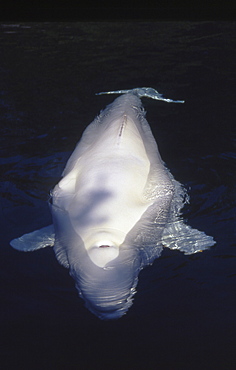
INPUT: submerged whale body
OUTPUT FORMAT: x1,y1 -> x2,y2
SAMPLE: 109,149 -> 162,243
10,87 -> 215,320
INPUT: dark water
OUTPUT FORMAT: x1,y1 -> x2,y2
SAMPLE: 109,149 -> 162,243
0,22 -> 235,370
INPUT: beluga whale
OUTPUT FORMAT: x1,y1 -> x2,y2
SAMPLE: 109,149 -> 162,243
10,87 -> 215,320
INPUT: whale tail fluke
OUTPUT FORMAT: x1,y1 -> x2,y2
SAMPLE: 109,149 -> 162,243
96,87 -> 185,103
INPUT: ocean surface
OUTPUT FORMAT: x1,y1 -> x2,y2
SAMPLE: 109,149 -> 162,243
0,22 -> 235,369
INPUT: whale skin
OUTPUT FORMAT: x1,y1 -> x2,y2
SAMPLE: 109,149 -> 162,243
10,89 -> 215,320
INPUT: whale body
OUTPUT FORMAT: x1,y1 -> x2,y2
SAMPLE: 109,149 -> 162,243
10,88 -> 215,320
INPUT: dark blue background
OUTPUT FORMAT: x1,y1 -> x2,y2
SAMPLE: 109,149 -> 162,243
0,22 -> 235,369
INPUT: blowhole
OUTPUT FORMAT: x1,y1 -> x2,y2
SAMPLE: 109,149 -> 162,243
99,245 -> 110,248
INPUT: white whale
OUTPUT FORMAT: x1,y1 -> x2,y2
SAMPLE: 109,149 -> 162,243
10,87 -> 215,320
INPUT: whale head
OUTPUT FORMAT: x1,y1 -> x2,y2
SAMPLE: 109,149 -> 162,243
52,205 -> 142,319
70,245 -> 141,320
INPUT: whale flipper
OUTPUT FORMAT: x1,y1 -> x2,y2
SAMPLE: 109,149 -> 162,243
10,225 -> 55,252
162,220 -> 215,254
